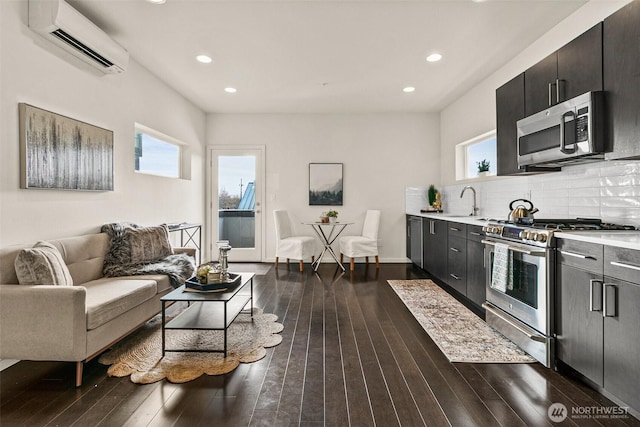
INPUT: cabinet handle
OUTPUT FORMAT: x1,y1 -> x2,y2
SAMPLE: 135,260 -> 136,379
556,79 -> 564,103
559,250 -> 594,260
548,82 -> 555,106
589,279 -> 603,312
470,232 -> 481,236
610,261 -> 640,272
430,220 -> 435,235
449,227 -> 461,232
602,283 -> 617,318
450,247 -> 460,252
450,274 -> 461,280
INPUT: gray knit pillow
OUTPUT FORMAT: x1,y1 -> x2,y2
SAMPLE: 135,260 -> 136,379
123,224 -> 173,264
14,241 -> 73,286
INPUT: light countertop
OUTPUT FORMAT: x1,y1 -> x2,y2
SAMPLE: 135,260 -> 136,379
406,211 -> 493,227
407,211 -> 640,250
554,231 -> 640,251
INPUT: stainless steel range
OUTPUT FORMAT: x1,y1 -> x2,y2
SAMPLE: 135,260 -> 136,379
481,218 -> 635,368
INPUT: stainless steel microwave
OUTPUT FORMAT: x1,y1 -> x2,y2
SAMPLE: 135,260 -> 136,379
517,91 -> 606,168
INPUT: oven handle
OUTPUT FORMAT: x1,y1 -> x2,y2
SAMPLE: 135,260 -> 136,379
482,303 -> 546,343
481,239 -> 546,256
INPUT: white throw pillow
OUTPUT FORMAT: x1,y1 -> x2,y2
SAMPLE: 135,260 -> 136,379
14,241 -> 74,286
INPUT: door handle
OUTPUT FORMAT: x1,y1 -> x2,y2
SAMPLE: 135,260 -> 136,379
560,111 -> 577,154
602,283 -> 617,318
589,279 -> 603,312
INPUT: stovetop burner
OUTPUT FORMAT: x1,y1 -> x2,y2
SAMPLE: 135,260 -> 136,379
485,218 -> 637,248
497,218 -> 637,231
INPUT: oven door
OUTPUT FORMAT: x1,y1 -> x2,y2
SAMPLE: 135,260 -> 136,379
483,238 -> 552,335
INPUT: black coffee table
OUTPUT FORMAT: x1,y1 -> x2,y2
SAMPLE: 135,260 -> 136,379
160,273 -> 254,357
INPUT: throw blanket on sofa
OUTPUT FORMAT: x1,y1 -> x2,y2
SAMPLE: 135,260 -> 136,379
101,222 -> 195,288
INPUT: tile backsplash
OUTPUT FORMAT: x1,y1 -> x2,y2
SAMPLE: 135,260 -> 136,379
407,160 -> 640,227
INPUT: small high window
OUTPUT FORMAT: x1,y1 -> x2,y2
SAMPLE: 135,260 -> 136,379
455,130 -> 497,180
134,124 -> 182,178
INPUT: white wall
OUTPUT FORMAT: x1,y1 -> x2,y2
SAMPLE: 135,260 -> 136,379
207,113 -> 440,262
0,0 -> 206,246
438,0 -> 640,226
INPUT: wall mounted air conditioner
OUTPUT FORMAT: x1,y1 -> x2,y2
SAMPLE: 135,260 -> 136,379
28,0 -> 129,74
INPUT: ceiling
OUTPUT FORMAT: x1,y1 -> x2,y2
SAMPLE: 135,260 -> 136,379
70,0 -> 587,114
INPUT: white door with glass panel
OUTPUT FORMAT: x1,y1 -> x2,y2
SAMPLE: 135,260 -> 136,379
210,146 -> 264,262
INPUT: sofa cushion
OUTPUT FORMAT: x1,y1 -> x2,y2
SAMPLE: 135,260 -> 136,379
14,241 -> 73,286
83,278 -> 157,330
115,274 -> 172,295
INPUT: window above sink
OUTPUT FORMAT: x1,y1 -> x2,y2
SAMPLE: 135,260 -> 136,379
455,130 -> 497,181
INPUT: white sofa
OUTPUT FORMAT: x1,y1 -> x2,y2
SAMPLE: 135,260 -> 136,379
0,232 -> 195,386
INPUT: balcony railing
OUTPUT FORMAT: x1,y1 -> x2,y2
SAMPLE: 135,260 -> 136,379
218,209 -> 255,248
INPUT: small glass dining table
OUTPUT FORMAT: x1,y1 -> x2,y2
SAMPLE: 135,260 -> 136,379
303,221 -> 353,272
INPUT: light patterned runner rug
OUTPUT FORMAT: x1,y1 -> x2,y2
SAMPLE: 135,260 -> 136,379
99,306 -> 283,384
388,279 -> 535,363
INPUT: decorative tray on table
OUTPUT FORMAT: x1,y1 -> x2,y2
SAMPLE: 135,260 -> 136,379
184,273 -> 241,292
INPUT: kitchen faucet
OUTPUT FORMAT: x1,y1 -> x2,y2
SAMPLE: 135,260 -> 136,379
460,186 -> 479,216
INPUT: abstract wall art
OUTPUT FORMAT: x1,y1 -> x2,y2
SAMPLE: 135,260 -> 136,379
19,103 -> 114,191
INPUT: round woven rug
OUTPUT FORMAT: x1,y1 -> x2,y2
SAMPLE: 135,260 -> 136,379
98,306 -> 283,384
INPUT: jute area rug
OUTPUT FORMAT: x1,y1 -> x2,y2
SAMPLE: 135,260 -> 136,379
388,279 -> 535,363
98,306 -> 283,384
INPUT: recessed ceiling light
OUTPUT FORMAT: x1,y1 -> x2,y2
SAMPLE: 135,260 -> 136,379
224,87 -> 237,93
403,87 -> 416,93
426,53 -> 442,63
196,55 -> 212,64
146,0 -> 166,4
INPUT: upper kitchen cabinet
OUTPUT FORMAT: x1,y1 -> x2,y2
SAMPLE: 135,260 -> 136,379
525,23 -> 603,116
604,0 -> 640,160
496,73 -> 525,176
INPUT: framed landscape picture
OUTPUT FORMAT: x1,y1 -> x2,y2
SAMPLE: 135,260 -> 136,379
19,103 -> 114,191
309,163 -> 343,206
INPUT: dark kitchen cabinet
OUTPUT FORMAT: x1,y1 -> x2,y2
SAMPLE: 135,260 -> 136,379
556,239 -> 604,385
604,0 -> 640,160
447,223 -> 467,296
406,215 -> 423,268
556,264 -> 604,386
466,225 -> 486,307
423,218 -> 447,282
602,245 -> 640,413
525,23 -> 603,116
496,73 -> 525,176
556,238 -> 640,415
602,276 -> 640,414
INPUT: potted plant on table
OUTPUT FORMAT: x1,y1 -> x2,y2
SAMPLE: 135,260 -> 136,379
477,159 -> 490,177
326,210 -> 339,223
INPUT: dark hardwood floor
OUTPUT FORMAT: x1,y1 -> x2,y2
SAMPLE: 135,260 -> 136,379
1,263 -> 638,426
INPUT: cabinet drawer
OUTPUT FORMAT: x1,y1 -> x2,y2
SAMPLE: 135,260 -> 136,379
448,236 -> 467,295
467,225 -> 485,243
556,239 -> 603,274
448,222 -> 467,239
604,246 -> 640,284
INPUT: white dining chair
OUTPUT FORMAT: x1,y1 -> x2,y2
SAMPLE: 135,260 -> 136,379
339,210 -> 380,271
273,210 -> 315,272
